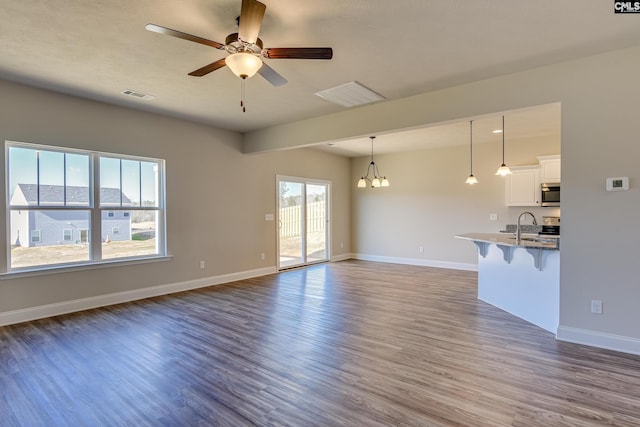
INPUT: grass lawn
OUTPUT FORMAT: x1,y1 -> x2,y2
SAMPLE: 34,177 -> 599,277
11,239 -> 157,269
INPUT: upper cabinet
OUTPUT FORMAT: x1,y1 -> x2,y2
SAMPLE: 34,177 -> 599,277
506,166 -> 541,206
505,155 -> 560,206
538,155 -> 561,183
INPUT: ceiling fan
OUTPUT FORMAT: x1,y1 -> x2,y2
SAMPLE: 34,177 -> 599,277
146,0 -> 333,111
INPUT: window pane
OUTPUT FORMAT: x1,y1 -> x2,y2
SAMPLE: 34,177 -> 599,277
8,147 -> 37,205
38,151 -> 66,206
39,151 -> 64,185
100,157 -> 121,207
9,209 -> 91,269
140,161 -> 159,207
66,153 -> 90,207
9,148 -> 91,207
121,159 -> 140,206
102,210 -> 159,260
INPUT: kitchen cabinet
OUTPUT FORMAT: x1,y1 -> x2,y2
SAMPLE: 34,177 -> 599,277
505,165 -> 540,206
538,155 -> 561,183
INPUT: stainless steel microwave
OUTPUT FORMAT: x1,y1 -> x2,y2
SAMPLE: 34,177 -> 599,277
541,183 -> 560,207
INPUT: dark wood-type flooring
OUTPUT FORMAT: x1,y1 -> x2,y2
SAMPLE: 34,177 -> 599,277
1,260 -> 640,426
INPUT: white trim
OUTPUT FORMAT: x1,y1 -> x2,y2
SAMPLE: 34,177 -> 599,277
353,253 -> 477,271
0,255 -> 173,279
0,266 -> 277,326
331,253 -> 354,262
556,326 -> 640,356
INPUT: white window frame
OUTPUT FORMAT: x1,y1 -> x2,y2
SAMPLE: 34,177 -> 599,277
63,229 -> 73,242
31,230 -> 41,243
5,141 -> 167,272
111,227 -> 120,235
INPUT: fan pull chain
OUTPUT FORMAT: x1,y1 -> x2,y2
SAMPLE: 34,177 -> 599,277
240,77 -> 246,113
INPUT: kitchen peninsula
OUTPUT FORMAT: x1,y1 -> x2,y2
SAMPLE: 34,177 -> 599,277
456,233 -> 559,334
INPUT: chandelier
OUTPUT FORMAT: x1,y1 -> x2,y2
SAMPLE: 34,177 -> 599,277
357,136 -> 389,188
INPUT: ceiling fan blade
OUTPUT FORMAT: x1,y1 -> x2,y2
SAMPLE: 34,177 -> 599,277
258,63 -> 288,87
188,59 -> 227,77
146,24 -> 225,50
263,47 -> 333,60
238,0 -> 266,44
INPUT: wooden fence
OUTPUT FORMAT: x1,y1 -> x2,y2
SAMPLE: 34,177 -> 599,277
279,201 -> 326,237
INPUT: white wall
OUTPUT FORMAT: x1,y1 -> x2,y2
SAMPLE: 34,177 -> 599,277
350,134 -> 560,268
246,45 -> 640,354
0,79 -> 351,319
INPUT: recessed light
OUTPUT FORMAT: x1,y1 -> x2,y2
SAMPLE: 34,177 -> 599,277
327,143 -> 337,147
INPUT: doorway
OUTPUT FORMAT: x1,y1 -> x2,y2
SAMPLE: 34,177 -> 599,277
277,176 -> 330,270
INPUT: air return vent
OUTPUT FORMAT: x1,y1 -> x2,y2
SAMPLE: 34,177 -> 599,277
314,81 -> 385,108
121,89 -> 155,100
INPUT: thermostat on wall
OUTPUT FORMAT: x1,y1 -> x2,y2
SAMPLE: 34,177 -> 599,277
606,177 -> 629,191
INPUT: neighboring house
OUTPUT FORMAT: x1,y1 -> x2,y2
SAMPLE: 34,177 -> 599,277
10,184 -> 132,247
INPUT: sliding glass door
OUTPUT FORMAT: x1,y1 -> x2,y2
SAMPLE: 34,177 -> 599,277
277,177 -> 330,270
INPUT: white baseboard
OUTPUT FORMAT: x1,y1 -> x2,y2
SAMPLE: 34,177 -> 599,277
0,266 -> 277,327
331,253 -> 354,262
353,253 -> 477,272
556,326 -> 640,356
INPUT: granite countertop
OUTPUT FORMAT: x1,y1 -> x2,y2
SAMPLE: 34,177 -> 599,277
455,233 -> 559,250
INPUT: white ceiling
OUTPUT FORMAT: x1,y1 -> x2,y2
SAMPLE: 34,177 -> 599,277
1,1 -> 638,152
313,103 -> 562,157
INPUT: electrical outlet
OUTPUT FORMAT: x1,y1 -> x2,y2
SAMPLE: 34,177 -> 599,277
340,242 -> 344,249
419,246 -> 424,254
199,260 -> 205,269
261,253 -> 265,261
489,213 -> 498,221
591,300 -> 603,314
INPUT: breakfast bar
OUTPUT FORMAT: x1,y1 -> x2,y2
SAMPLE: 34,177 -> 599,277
456,233 -> 560,334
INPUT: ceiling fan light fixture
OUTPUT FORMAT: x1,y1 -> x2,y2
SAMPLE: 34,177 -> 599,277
225,52 -> 263,78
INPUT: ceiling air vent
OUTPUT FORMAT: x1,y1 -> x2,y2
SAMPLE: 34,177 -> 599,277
314,81 -> 385,108
121,89 -> 155,101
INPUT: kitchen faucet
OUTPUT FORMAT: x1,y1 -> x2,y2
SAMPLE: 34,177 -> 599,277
516,211 -> 537,242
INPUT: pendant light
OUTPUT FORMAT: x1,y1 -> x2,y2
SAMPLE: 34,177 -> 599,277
465,120 -> 479,185
357,136 -> 389,188
495,115 -> 512,176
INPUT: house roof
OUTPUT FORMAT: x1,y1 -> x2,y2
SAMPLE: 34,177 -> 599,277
12,184 -> 132,206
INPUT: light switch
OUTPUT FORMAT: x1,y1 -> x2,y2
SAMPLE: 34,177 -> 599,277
265,213 -> 274,221
489,213 -> 498,221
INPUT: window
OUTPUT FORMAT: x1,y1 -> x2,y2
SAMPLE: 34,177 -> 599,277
6,141 -> 166,270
